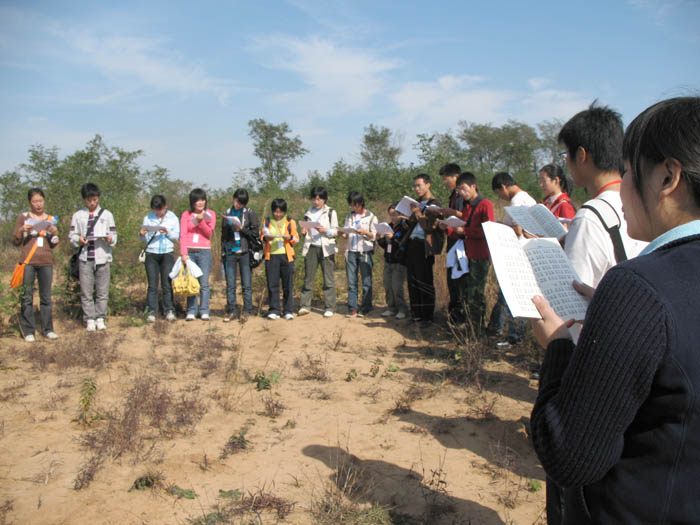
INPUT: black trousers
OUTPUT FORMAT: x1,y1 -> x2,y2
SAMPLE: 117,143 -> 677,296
266,254 -> 294,315
405,239 -> 435,321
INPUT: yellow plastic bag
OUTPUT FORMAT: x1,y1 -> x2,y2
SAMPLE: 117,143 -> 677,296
172,265 -> 200,297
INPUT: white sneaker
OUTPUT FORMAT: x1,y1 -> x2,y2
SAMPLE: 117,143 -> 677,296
146,314 -> 156,323
284,313 -> 294,320
86,319 -> 96,332
381,309 -> 397,317
165,311 -> 176,322
45,332 -> 58,340
395,312 -> 407,320
96,318 -> 106,331
200,313 -> 210,321
186,314 -> 195,322
298,307 -> 310,316
267,313 -> 279,320
323,310 -> 334,318
24,334 -> 35,342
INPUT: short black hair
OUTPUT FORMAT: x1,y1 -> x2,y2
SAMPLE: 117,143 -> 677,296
388,203 -> 397,212
271,198 -> 287,213
491,172 -> 515,190
439,163 -> 461,177
558,101 -> 624,173
189,188 -> 207,211
310,186 -> 328,201
81,183 -> 100,199
539,164 -> 570,194
457,172 -> 477,187
150,195 -> 167,209
347,190 -> 365,207
233,188 -> 249,206
623,96 -> 700,208
28,187 -> 45,201
413,173 -> 431,184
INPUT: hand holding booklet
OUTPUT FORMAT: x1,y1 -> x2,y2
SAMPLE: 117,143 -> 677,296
504,204 -> 568,239
141,224 -> 165,232
483,221 -> 588,320
374,222 -> 394,236
395,196 -> 420,217
298,220 -> 323,230
338,226 -> 359,234
439,216 -> 466,228
222,215 -> 242,227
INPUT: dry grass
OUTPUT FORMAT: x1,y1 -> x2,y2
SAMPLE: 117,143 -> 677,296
74,375 -> 206,489
294,351 -> 330,381
25,332 -> 119,371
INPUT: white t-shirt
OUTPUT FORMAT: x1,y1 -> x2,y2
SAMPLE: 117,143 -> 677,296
505,190 -> 537,234
565,190 -> 647,287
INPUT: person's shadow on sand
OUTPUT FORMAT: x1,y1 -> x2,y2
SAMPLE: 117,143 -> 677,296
303,444 -> 505,524
395,410 -> 543,481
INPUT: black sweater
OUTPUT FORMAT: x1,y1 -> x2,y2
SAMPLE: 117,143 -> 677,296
531,235 -> 700,524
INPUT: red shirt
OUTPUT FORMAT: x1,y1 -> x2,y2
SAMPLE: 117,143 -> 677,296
447,197 -> 494,260
544,192 -> 575,219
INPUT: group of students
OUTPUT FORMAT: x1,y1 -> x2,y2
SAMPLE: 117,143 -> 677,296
11,96 -> 700,522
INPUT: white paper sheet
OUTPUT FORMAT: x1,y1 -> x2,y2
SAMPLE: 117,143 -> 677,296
374,222 -> 394,236
504,204 -> 568,239
395,196 -> 420,217
483,221 -> 588,320
439,216 -> 466,228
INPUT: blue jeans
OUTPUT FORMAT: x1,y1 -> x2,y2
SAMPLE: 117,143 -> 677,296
487,288 -> 526,342
224,251 -> 252,313
346,250 -> 373,313
186,250 -> 212,316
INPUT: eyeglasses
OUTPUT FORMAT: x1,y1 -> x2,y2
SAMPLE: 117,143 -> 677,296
558,150 -> 568,160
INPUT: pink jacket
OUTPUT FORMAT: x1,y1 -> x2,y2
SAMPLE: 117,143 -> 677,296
180,210 -> 216,255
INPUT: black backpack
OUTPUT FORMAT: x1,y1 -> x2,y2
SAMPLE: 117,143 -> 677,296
247,233 -> 264,269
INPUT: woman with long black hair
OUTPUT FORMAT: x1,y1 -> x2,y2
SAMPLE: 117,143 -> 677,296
531,96 -> 700,523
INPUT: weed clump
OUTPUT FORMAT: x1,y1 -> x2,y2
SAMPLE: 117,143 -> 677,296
189,486 -> 295,524
294,352 -> 330,381
220,427 -> 250,459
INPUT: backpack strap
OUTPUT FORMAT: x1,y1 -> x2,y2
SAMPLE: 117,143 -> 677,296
465,196 -> 483,228
581,198 -> 628,263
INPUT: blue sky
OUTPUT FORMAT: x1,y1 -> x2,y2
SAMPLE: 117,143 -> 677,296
1,0 -> 699,189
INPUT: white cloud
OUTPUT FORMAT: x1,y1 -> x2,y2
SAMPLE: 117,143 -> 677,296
626,0 -> 700,26
251,35 -> 399,114
528,77 -> 551,90
389,75 -> 511,130
60,32 -> 235,105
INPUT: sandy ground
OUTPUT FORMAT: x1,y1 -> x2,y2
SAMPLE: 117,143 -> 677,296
0,296 -> 546,525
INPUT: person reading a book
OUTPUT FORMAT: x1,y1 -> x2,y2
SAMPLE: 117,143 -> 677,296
559,102 -> 647,290
530,96 -> 700,524
299,186 -> 338,318
221,188 -> 259,322
440,172 -> 493,336
486,172 -> 536,344
14,188 -> 60,342
377,203 -> 409,320
340,191 -> 377,317
438,163 -> 467,324
539,164 -> 576,221
139,195 -> 180,323
402,174 -> 444,328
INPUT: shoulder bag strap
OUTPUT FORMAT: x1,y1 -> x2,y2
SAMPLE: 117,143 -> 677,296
581,199 -> 627,263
